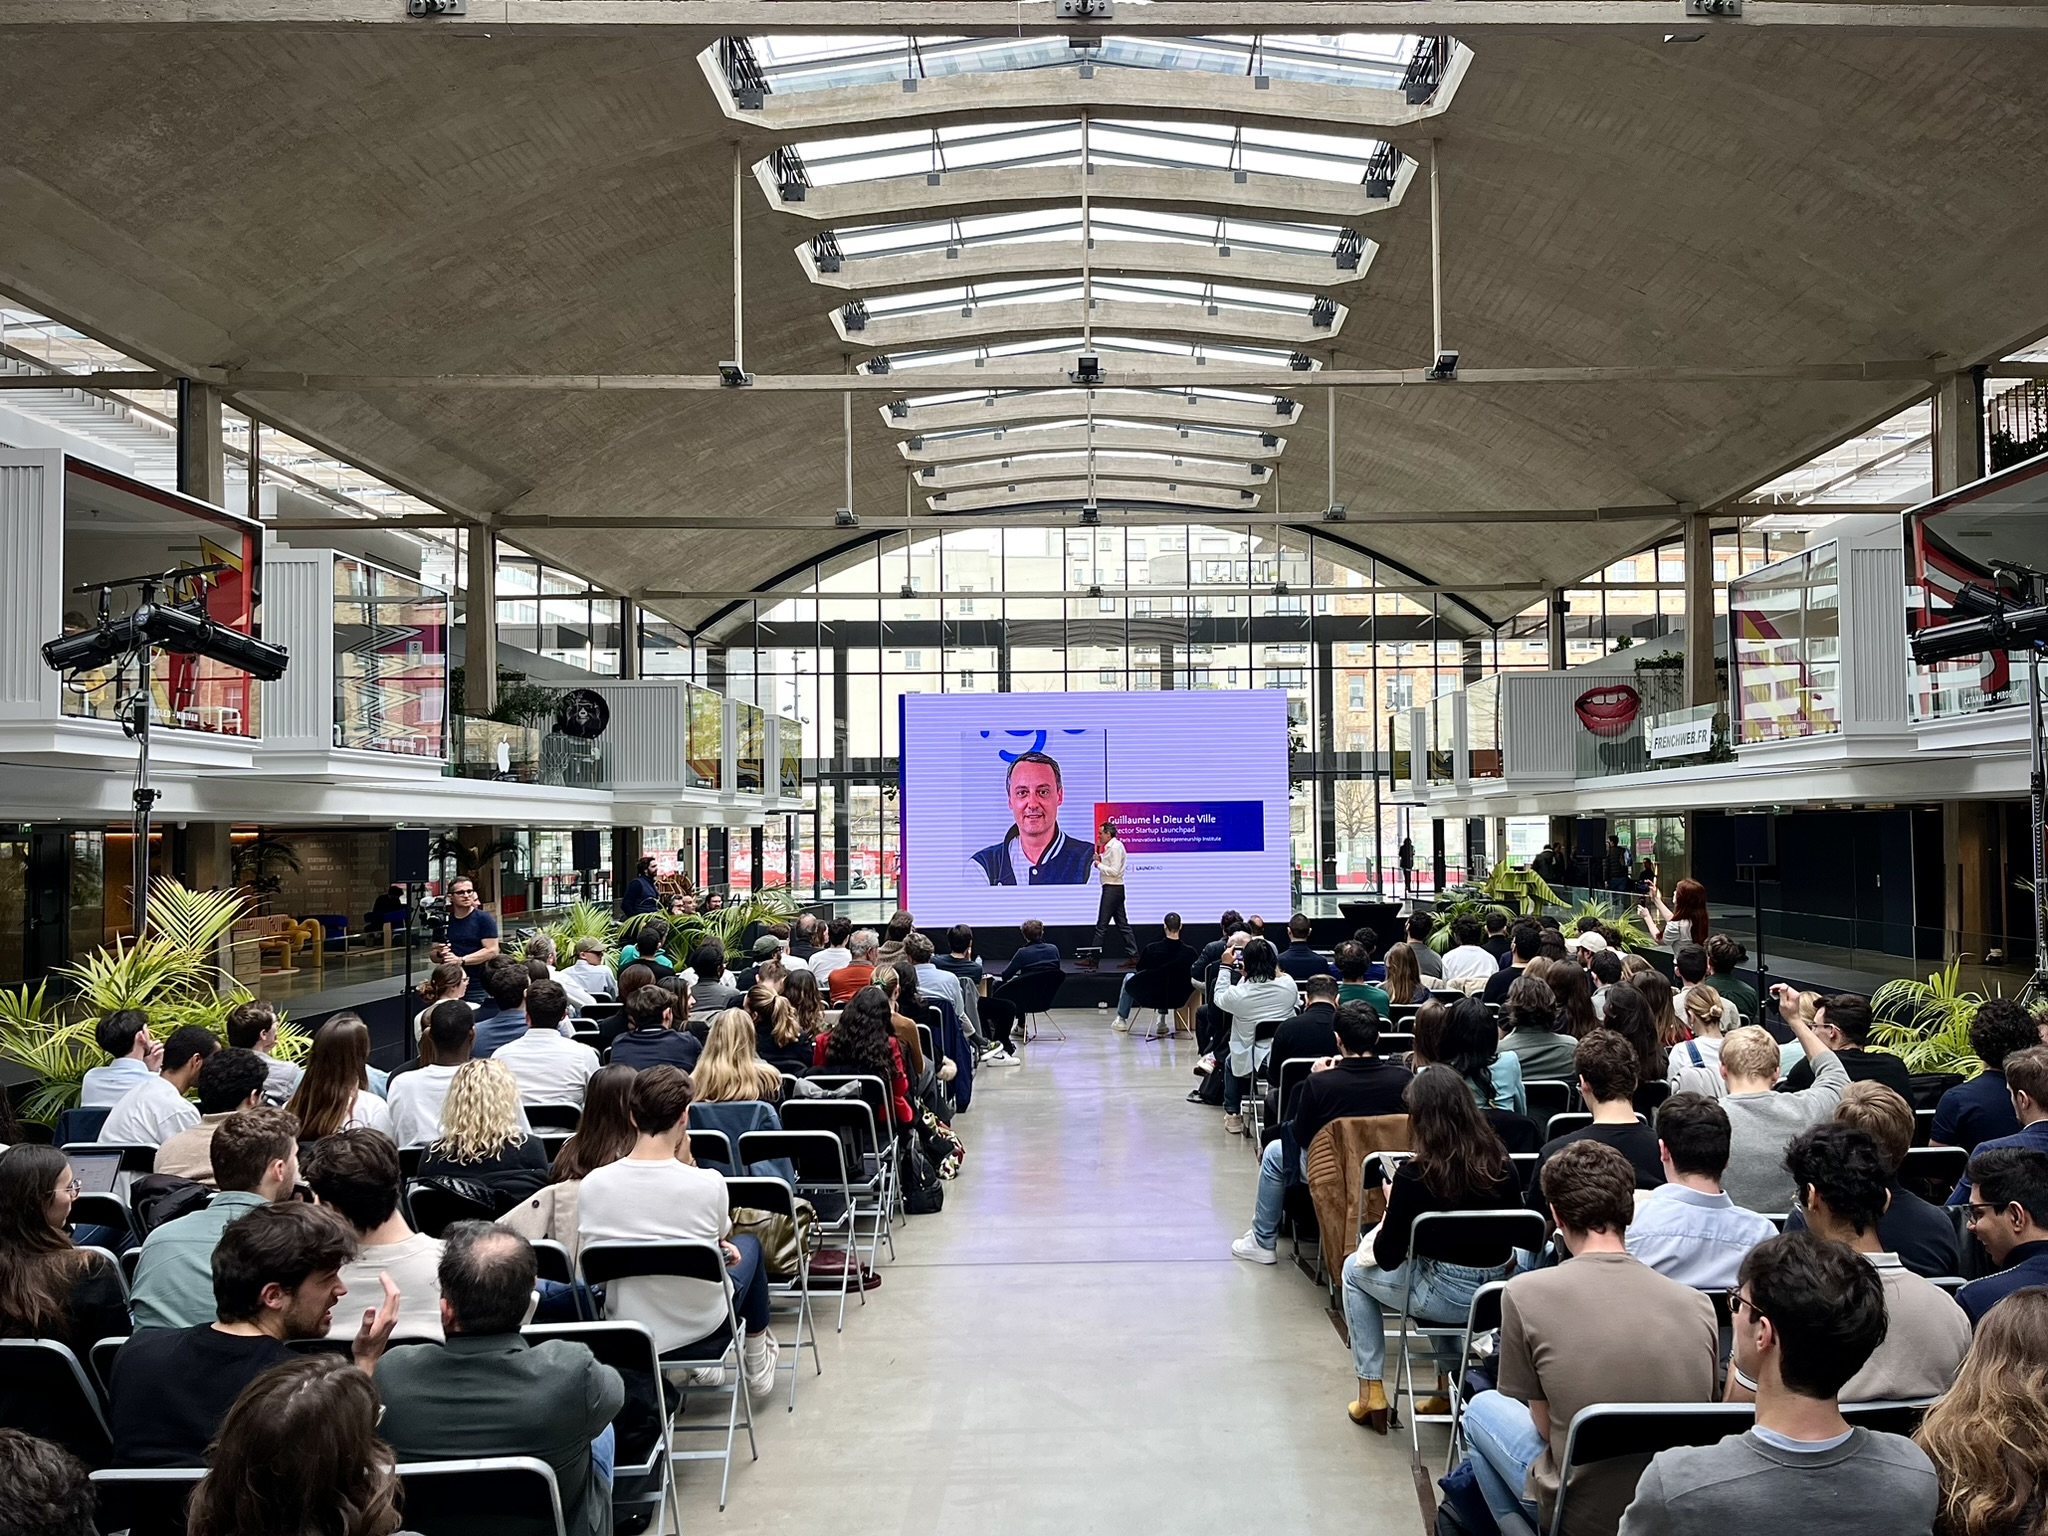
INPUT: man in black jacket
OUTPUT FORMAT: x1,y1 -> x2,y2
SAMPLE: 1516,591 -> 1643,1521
1262,976 -> 1342,1129
1116,912 -> 1199,1039
1276,913 -> 1336,982
1233,1002 -> 1412,1264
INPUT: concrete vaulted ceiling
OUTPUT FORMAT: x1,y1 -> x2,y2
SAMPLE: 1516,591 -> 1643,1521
2,11 -> 2048,639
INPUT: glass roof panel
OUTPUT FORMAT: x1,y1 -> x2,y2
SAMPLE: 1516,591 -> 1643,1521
900,384 -> 1294,409
748,33 -> 1420,95
831,206 -> 1349,261
875,334 -> 1319,372
791,118 -> 1394,188
859,276 -> 1320,319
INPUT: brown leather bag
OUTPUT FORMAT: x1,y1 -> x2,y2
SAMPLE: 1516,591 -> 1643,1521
1304,1114 -> 1412,1269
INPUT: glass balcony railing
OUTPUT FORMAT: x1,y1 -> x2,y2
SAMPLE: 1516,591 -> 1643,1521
446,717 -> 609,789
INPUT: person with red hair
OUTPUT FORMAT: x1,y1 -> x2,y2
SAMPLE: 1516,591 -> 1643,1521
1644,877 -> 1711,946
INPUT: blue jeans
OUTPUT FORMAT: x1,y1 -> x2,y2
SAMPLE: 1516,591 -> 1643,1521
590,1422 -> 615,1487
1116,976 -> 1138,1020
1341,1250 -> 1510,1382
1250,1138 -> 1307,1249
727,1233 -> 771,1335
1223,1059 -> 1251,1114
1460,1389 -> 1544,1525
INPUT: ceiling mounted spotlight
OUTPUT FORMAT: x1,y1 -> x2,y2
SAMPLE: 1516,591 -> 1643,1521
834,507 -> 859,528
1079,502 -> 1102,526
899,583 -> 916,600
1070,353 -> 1103,386
1323,503 -> 1348,522
718,360 -> 752,388
1088,584 -> 1103,598
1428,350 -> 1460,381
1272,581 -> 1290,598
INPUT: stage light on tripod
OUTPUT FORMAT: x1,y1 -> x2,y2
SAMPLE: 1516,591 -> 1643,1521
41,602 -> 290,682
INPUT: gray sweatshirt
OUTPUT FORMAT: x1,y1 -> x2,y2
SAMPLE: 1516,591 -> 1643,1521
1719,1048 -> 1849,1213
1618,1427 -> 1936,1536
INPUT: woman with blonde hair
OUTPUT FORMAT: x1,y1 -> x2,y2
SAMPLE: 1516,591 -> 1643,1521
1619,951 -> 1654,982
1916,1285 -> 2048,1536
1384,939 -> 1430,1007
417,1058 -> 548,1209
1667,983 -> 1731,1083
286,1014 -> 393,1139
692,1008 -> 786,1104
747,982 -> 816,1077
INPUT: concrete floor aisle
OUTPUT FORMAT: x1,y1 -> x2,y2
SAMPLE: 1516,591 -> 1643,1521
698,1011 -> 1424,1534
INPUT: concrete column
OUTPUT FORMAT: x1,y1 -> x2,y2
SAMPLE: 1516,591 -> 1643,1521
464,527 -> 497,715
618,601 -> 640,680
1546,589 -> 1566,672
1932,370 -> 1986,494
1683,505 -> 1717,707
175,380 -> 226,506
750,825 -> 765,892
610,826 -> 641,915
185,822 -> 234,895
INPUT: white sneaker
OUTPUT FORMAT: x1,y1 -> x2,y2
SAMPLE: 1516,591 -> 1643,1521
683,1365 -> 726,1388
743,1333 -> 780,1399
1111,1017 -> 1132,1032
985,1048 -> 1022,1066
1231,1232 -> 1277,1266
1223,1113 -> 1246,1136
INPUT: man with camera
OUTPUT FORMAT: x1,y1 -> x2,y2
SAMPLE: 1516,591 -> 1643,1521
430,877 -> 501,1001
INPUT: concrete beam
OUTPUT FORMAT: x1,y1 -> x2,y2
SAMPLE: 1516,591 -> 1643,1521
175,379 -> 225,506
464,526 -> 497,713
901,423 -> 1285,463
885,390 -> 1302,432
638,580 -> 1553,602
1931,369 -> 1986,493
928,476 -> 1259,512
914,451 -> 1268,491
836,294 -> 1346,349
801,236 -> 1375,296
10,3 -> 2044,35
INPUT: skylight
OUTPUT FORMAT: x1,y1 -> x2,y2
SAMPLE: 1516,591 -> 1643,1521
826,206 -> 1356,262
857,277 -> 1324,321
872,335 -> 1319,374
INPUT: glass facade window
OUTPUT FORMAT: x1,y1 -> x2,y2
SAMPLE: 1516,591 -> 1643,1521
736,702 -> 766,794
687,685 -> 724,791
1731,541 -> 1842,744
495,556 -> 621,674
333,556 -> 449,757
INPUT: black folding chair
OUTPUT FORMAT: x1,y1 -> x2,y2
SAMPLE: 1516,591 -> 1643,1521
782,1095 -> 895,1263
1913,1106 -> 1937,1147
1508,1152 -> 1540,1192
1900,1145 -> 1968,1203
88,1335 -> 126,1403
1444,1280 -> 1512,1473
738,1130 -> 863,1331
70,1191 -> 134,1250
524,1102 -> 582,1132
405,1179 -> 498,1239
1523,1080 -> 1576,1128
725,1175 -> 823,1410
995,965 -> 1065,1043
1635,1078 -> 1671,1115
1544,1111 -> 1594,1142
575,1241 -> 757,1512
1274,1056 -> 1319,1129
90,1466 -> 204,1536
0,1338 -> 112,1466
1379,1031 -> 1415,1057
522,1321 -> 674,1536
531,1238 -> 576,1287
534,1129 -> 573,1167
689,1129 -> 736,1174
1525,1403 -> 1758,1536
1395,1210 -> 1548,1460
397,1456 -> 568,1536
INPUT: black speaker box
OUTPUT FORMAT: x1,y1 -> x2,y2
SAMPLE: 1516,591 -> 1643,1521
392,828 -> 431,885
572,828 -> 603,872
1730,813 -> 1773,868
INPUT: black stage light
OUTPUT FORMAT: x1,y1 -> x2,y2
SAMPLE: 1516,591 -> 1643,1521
1428,350 -> 1460,381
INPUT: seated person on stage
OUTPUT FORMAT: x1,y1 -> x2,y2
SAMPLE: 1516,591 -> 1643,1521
1524,1030 -> 1663,1213
1439,916 -> 1498,985
1275,913 -> 1336,982
1786,1082 -> 1959,1278
1933,1000 -> 2046,1152
1619,1233 -> 1938,1536
1455,1141 -> 1716,1535
304,1129 -> 447,1343
1335,940 -> 1390,1014
1232,1000 -> 1410,1266
111,1201 -> 399,1467
387,1000 -> 533,1148
827,929 -> 880,1005
1496,974 -> 1579,1084
577,1065 -> 783,1399
154,1047 -> 271,1185
101,1025 -> 218,1147
1956,1146 -> 2048,1326
1737,1125 -> 1968,1403
78,1007 -> 159,1108
1625,1092 -> 1776,1288
1260,975 -> 1342,1122
1782,990 -> 1916,1102
999,918 -> 1063,979
130,1106 -> 303,1331
1336,1065 -> 1520,1432
606,982 -> 703,1073
224,999 -> 302,1105
1115,912 -> 1199,1033
375,1223 -> 625,1536
493,978 -> 600,1107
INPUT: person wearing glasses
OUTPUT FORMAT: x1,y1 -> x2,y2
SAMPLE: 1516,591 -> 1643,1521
0,1144 -> 129,1357
429,878 -> 500,1001
1955,1145 -> 2048,1327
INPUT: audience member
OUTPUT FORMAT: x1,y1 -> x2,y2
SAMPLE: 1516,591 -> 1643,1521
789,912 -> 819,961
904,930 -> 966,1021
695,1007 -> 786,1104
1233,1002 -> 1411,1266
1667,983 -> 1731,1084
374,1223 -> 625,1536
304,1129 -> 446,1342
1262,974 -> 1341,1097
1547,960 -> 1598,1039
547,1064 -> 638,1186
1914,1286 -> 2048,1536
1382,940 -> 1430,1008
153,1047 -> 270,1183
1498,974 -> 1578,1082
413,960 -> 473,1039
222,999 -> 301,1105
1525,1031 -> 1663,1212
615,916 -> 675,976
1440,916 -> 1497,984
78,1007 -> 159,1108
827,930 -> 880,1005
1273,912 -> 1334,982
1334,940 -> 1391,1014
1458,1140 -> 1717,1533
1213,937 -> 1300,1136
1756,1124 -> 1969,1401
1340,1065 -> 1521,1431
1481,925 -> 1542,1006
1625,1093 -> 1776,1287
817,986 -> 914,1129
493,977 -> 599,1107
1957,1146 -> 2048,1326
1404,913 -> 1446,980
576,1066 -> 781,1397
388,1000 -> 530,1147
1116,912 -> 1199,1041
130,1106 -> 302,1330
605,984 -> 702,1073
1619,1232 -> 1937,1535
998,918 -> 1063,984
0,1428 -> 95,1536
1587,947 -> 1624,1017
186,1354 -> 406,1536
1947,1047 -> 2048,1202
747,983 -> 815,1078
1932,999 -> 2044,1153
875,963 -> 931,1085
469,960 -> 532,1058
1806,1081 -> 1961,1279
418,1059 -> 550,1208
1701,933 -> 1756,1018
1783,991 -> 1915,1101
1599,984 -> 1666,1094
806,916 -> 855,986
1718,1005 -> 1848,1213
112,1201 -> 398,1466
101,1024 -> 218,1146
1440,995 -> 1527,1115
285,1013 -> 393,1138
1483,909 -> 1513,962
687,941 -> 739,1014
1631,969 -> 1685,1060
564,937 -> 617,1000
0,1145 -> 128,1354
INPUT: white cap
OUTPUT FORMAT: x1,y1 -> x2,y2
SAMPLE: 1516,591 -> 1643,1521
1572,932 -> 1610,953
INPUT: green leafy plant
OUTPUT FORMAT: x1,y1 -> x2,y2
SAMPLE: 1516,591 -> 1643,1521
231,829 -> 301,913
1423,892 -> 1512,952
659,886 -> 806,968
1868,961 -> 1995,1077
1562,896 -> 1656,955
536,901 -> 622,966
1481,863 -> 1564,917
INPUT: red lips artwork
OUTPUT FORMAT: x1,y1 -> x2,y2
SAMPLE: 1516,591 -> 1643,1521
1574,683 -> 1642,737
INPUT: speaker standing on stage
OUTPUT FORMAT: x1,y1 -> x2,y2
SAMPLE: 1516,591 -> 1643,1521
1093,819 -> 1131,955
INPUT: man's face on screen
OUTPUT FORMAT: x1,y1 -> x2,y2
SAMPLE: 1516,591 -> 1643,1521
1007,761 -> 1063,844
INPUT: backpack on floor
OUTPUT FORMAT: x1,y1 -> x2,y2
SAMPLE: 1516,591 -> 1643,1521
901,1138 -> 945,1214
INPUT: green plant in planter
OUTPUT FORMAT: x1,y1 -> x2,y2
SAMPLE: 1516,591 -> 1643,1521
0,878 -> 306,1124
1424,892 -> 1513,952
1562,896 -> 1656,954
1868,961 -> 1996,1078
1481,863 -> 1564,917
660,885 -> 806,968
536,901 -> 622,967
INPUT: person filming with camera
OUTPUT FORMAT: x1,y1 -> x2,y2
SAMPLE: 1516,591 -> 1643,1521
429,878 -> 501,1002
